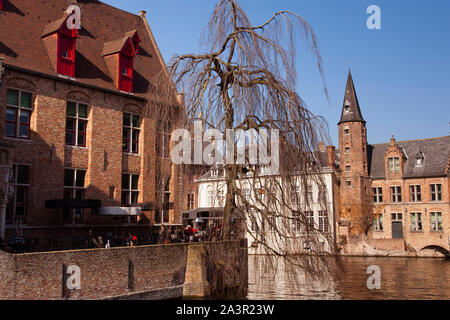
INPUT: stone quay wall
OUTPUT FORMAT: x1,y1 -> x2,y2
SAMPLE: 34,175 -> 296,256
0,240 -> 248,300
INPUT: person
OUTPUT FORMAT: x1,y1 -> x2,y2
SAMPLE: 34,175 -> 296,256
97,236 -> 104,248
105,240 -> 111,248
131,234 -> 137,246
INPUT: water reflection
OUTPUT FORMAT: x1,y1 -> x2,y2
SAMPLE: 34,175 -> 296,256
248,255 -> 450,300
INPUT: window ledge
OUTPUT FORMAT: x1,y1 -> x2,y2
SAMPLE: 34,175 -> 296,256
123,152 -> 142,157
4,137 -> 33,143
65,145 -> 89,150
430,230 -> 444,233
409,230 -> 424,233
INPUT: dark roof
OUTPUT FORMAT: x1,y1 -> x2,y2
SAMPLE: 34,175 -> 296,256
0,0 -> 168,99
368,136 -> 450,179
338,71 -> 365,125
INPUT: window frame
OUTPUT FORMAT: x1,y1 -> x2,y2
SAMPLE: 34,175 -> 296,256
123,113 -> 141,154
390,186 -> 402,203
318,210 -> 328,233
410,212 -> 423,232
409,185 -> 422,202
63,168 -> 87,225
65,101 -> 88,147
373,214 -> 383,232
5,89 -> 33,139
388,157 -> 400,172
430,212 -> 443,232
121,173 -> 140,224
6,164 -> 31,225
430,184 -> 442,202
372,187 -> 383,203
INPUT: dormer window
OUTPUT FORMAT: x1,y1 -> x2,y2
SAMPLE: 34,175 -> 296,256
103,33 -> 139,93
343,101 -> 350,113
41,14 -> 79,78
415,152 -> 424,167
388,157 -> 400,172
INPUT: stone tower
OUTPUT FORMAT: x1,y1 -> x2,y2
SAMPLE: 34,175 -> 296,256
338,71 -> 371,235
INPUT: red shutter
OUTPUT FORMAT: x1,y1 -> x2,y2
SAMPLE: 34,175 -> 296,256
119,54 -> 133,93
58,35 -> 76,77
0,0 -> 4,10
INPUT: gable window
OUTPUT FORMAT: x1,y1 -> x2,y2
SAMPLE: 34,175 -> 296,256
388,157 -> 400,172
390,186 -> 402,203
6,165 -> 30,224
6,89 -> 33,139
372,187 -> 383,203
430,184 -> 442,202
64,168 -> 86,224
66,101 -> 88,147
410,213 -> 422,232
409,185 -> 422,202
373,214 -> 383,232
123,113 -> 140,154
430,212 -> 442,232
121,173 -> 139,223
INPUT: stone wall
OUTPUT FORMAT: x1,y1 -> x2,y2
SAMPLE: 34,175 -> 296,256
0,240 -> 247,300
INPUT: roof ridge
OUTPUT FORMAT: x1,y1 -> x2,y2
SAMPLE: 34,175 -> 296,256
95,0 -> 140,18
369,135 -> 450,146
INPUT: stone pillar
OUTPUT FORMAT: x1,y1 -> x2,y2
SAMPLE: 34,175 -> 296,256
183,244 -> 210,299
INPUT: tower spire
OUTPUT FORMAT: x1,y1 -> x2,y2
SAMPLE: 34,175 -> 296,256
338,71 -> 365,125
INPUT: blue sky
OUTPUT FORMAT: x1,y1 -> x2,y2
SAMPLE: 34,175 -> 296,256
103,0 -> 450,146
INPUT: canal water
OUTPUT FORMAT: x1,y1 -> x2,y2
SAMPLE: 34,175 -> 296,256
247,255 -> 450,300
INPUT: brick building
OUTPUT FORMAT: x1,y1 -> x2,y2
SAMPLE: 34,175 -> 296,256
336,71 -> 450,255
0,0 -> 183,247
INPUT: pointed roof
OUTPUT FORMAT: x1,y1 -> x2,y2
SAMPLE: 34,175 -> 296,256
338,71 -> 365,125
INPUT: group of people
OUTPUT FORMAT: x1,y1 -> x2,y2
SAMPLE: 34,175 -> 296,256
88,230 -> 137,249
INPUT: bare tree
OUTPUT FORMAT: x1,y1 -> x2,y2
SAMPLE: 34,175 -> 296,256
155,0 -> 341,287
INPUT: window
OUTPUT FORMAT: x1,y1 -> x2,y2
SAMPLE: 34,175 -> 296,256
373,214 -> 383,231
305,211 -> 314,230
317,185 -> 327,203
217,189 -> 225,207
409,185 -> 422,202
187,192 -> 195,210
391,213 -> 402,221
344,126 -> 350,135
58,35 -> 76,77
243,184 -> 251,202
344,104 -> 350,113
268,215 -> 276,232
250,216 -> 259,232
430,212 -> 442,232
305,185 -> 313,202
291,211 -> 301,232
318,211 -> 328,232
157,121 -> 171,158
207,186 -> 214,207
123,113 -> 140,153
430,184 -> 442,202
119,54 -> 133,92
388,157 -> 400,172
5,89 -> 33,139
63,169 -> 86,224
372,187 -> 383,203
121,174 -> 139,223
6,165 -> 30,224
66,101 -> 88,147
344,146 -> 350,154
346,179 -> 351,186
415,152 -> 424,167
410,213 -> 422,231
390,186 -> 402,203
345,165 -> 351,172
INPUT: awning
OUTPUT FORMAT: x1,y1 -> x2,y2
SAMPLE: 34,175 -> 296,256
45,199 -> 102,209
98,207 -> 142,216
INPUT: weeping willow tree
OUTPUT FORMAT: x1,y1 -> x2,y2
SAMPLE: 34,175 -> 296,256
154,0 -> 342,290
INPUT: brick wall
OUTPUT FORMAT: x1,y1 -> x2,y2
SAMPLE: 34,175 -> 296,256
0,240 -> 247,300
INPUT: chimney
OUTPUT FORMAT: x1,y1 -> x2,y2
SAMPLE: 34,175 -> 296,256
139,10 -> 147,19
318,141 -> 325,152
326,145 -> 336,169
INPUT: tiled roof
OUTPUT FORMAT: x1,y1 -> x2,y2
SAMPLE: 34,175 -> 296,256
0,0 -> 167,99
368,136 -> 450,179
